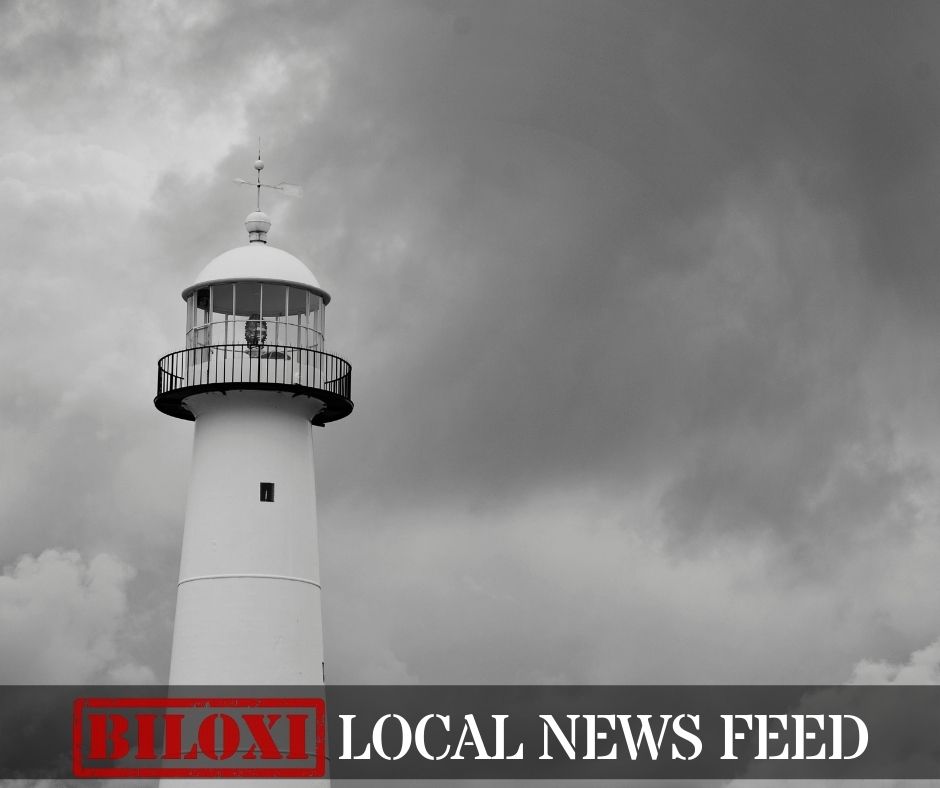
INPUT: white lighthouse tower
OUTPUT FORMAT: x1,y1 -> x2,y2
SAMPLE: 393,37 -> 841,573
155,158 -> 352,687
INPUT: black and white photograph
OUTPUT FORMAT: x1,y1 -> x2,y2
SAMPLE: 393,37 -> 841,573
4,0 -> 940,782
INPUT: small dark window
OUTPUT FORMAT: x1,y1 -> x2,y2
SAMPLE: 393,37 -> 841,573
260,482 -> 275,502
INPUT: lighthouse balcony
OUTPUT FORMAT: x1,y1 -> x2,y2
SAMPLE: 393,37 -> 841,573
155,344 -> 353,425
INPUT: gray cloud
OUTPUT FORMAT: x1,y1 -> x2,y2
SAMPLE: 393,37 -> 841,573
0,549 -> 155,682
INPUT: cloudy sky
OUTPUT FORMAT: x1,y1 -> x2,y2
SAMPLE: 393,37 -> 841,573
6,0 -> 940,711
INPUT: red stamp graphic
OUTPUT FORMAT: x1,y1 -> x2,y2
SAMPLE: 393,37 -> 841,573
72,697 -> 325,778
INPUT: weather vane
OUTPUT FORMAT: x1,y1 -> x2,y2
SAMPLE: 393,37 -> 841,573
234,138 -> 303,211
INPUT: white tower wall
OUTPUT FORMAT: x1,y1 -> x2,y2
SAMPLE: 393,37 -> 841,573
168,389 -> 326,685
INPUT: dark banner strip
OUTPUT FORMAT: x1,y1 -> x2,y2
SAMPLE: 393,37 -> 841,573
4,685 -> 940,779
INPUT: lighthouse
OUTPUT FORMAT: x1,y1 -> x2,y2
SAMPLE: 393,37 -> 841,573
154,158 -> 352,686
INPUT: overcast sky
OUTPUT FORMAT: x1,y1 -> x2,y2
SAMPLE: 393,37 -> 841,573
6,0 -> 940,714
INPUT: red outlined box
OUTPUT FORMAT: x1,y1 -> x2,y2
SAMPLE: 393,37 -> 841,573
72,696 -> 325,778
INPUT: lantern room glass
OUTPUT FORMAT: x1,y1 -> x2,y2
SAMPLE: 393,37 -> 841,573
187,283 -> 324,350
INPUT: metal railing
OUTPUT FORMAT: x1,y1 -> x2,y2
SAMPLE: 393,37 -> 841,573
156,344 -> 352,402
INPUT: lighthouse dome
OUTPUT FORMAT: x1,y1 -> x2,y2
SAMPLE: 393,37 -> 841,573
183,242 -> 330,304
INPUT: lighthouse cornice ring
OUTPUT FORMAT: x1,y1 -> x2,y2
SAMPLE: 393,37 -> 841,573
181,277 -> 331,305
